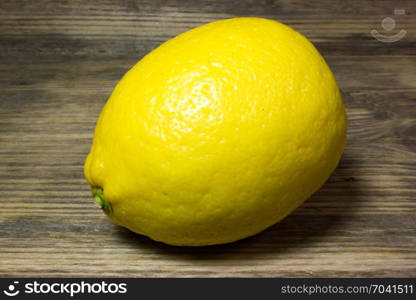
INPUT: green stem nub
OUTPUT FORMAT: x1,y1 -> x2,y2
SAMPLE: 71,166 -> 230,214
92,187 -> 113,215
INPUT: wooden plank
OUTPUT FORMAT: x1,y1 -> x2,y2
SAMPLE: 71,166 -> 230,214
0,0 -> 415,277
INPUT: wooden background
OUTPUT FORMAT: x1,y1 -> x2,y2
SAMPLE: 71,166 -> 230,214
0,0 -> 415,277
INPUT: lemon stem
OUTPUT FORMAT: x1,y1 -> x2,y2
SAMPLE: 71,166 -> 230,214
92,187 -> 112,215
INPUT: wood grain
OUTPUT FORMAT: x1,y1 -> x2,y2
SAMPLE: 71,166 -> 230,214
0,0 -> 415,277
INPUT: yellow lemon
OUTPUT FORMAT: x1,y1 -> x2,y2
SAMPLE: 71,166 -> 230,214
85,17 -> 347,246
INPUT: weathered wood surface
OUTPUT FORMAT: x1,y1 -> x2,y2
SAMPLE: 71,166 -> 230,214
0,0 -> 415,277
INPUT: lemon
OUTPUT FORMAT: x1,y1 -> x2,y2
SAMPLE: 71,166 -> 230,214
85,17 -> 347,246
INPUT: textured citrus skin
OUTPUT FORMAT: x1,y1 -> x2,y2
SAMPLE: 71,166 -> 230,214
84,17 -> 347,246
